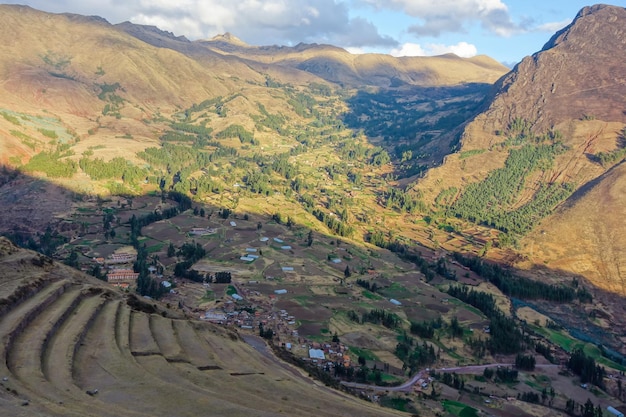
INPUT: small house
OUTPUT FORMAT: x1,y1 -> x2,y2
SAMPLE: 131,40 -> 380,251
309,349 -> 325,360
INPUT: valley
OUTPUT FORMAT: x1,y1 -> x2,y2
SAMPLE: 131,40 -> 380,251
0,3 -> 626,417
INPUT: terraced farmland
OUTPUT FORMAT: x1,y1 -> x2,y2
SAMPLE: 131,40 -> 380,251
0,238 -> 402,417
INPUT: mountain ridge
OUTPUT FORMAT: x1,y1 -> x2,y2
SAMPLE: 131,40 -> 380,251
414,4 -> 626,293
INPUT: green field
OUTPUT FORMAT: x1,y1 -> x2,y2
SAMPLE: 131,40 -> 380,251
531,325 -> 626,371
348,346 -> 379,362
380,282 -> 409,298
361,290 -> 383,300
441,400 -> 479,417
380,396 -> 413,412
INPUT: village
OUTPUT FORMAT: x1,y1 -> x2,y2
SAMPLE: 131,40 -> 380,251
84,225 -> 415,391
54,195 -> 626,417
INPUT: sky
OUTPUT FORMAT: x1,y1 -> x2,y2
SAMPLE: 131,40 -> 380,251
2,1 -> 625,66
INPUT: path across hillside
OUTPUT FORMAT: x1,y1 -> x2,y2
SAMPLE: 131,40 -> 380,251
340,363 -> 561,392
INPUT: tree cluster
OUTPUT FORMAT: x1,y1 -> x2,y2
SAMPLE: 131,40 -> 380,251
312,208 -> 353,237
448,285 -> 527,354
436,372 -> 465,390
79,156 -> 147,183
567,348 -> 606,387
514,353 -> 536,371
450,142 -> 571,236
410,318 -> 442,339
452,253 -> 591,303
356,278 -> 379,293
361,309 -> 400,329
22,150 -> 77,178
381,187 -> 426,213
395,332 -> 437,374
483,366 -> 518,383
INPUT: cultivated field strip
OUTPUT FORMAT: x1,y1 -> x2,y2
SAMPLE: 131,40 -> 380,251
172,319 -> 220,369
128,311 -> 160,355
43,295 -> 107,388
6,286 -> 87,404
0,278 -> 71,369
73,300 -> 155,417
149,314 -> 187,362
114,297 -> 131,352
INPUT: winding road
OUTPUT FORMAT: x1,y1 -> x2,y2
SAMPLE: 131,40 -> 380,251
242,335 -> 560,394
340,363 -> 560,392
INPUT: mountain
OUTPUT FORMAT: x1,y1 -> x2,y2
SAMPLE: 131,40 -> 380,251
198,35 -> 508,88
2,5 -> 626,416
110,14 -> 509,89
0,3 -> 507,236
414,4 -> 626,293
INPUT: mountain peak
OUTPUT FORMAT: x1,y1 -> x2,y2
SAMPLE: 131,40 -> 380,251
483,2 -> 626,134
210,32 -> 248,46
115,21 -> 190,43
542,4 -> 625,51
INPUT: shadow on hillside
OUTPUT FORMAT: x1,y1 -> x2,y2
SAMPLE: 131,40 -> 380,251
510,268 -> 626,358
340,83 -> 494,179
2,164 -> 626,357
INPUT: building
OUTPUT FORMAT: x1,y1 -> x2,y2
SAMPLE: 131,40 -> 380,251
106,269 -> 139,287
309,349 -> 325,360
204,311 -> 227,323
106,253 -> 136,264
608,406 -> 625,417
190,227 -> 217,236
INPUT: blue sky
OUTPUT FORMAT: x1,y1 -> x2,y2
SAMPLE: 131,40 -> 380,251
2,1 -> 625,65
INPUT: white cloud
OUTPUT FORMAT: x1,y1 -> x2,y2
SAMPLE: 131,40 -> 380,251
390,43 -> 427,57
428,42 -> 478,57
8,0 -> 397,48
535,19 -> 571,33
390,41 -> 477,58
345,47 -> 367,55
361,0 -> 524,37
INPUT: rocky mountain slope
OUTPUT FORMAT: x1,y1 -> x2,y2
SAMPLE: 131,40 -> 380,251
415,4 -> 626,292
